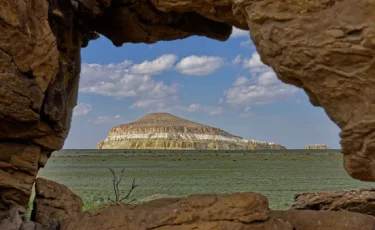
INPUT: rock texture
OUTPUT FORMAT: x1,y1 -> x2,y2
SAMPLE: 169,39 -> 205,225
292,188 -> 375,216
304,144 -> 330,150
0,0 -> 84,219
58,192 -> 375,230
59,192 -> 293,230
234,0 -> 375,181
31,178 -> 83,228
270,210 -> 375,230
98,113 -> 284,150
0,207 -> 24,230
2,0 -> 375,219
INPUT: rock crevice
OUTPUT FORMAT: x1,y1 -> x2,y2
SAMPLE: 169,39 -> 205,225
2,0 -> 375,220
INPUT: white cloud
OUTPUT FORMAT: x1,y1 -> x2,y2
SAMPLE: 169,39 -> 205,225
242,52 -> 266,70
181,104 -> 224,115
233,77 -> 249,87
230,27 -> 249,38
89,115 -> 125,124
80,61 -> 133,89
258,71 -> 278,86
130,95 -> 179,110
73,103 -> 92,116
224,52 -> 299,106
232,55 -> 242,65
130,54 -> 178,75
80,61 -> 178,109
156,104 -> 223,116
175,55 -> 225,76
240,39 -> 253,48
240,106 -> 253,117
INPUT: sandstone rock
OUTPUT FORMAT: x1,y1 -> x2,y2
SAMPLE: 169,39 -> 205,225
31,178 -> 83,228
270,210 -> 375,230
0,207 -> 23,230
19,221 -> 46,230
59,192 -> 293,230
304,144 -> 330,149
0,0 -> 82,218
291,188 -> 375,216
80,0 -> 232,46
0,143 -> 41,220
150,0 -> 249,30
233,0 -> 375,181
2,0 -> 375,222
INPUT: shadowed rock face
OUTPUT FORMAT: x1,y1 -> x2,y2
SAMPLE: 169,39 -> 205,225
1,0 -> 375,219
31,178 -> 83,228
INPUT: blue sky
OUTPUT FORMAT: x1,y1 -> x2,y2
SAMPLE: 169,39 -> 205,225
64,28 -> 341,149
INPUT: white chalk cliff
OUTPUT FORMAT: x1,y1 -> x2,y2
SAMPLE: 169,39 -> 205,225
98,113 -> 286,150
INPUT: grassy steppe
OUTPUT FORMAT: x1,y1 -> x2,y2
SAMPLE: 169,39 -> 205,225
37,150 -> 374,211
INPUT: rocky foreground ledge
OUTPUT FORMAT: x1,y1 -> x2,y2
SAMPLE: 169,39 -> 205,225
50,192 -> 375,230
2,178 -> 375,230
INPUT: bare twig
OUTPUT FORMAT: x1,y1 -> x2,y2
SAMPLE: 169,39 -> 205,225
108,168 -> 118,201
108,168 -> 138,205
119,178 -> 138,202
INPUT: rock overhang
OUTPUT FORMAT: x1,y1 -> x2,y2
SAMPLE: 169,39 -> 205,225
2,0 -> 375,221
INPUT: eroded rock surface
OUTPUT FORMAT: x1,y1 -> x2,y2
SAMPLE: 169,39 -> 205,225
59,192 -> 293,230
2,0 -> 375,220
233,0 -> 375,181
57,192 -> 375,230
31,178 -> 83,228
0,207 -> 24,230
292,187 -> 375,216
271,209 -> 375,230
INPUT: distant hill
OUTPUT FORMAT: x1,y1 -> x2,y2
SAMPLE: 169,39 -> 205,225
98,113 -> 286,150
304,144 -> 330,149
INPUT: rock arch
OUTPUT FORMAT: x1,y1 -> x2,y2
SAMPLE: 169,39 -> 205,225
1,0 -> 375,217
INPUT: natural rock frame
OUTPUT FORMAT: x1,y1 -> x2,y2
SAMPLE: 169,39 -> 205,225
1,0 -> 375,218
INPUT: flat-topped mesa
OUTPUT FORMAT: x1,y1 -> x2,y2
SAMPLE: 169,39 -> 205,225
247,140 -> 287,150
304,144 -> 330,150
98,113 -> 247,150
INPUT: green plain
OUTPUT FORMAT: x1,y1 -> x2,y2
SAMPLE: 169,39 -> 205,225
38,149 -> 374,211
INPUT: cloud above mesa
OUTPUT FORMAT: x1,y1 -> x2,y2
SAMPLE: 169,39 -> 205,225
175,55 -> 225,76
73,103 -> 92,116
79,54 -> 225,115
224,52 -> 299,108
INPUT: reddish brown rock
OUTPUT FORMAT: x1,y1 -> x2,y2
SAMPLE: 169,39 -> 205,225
0,207 -> 24,230
59,192 -> 293,230
31,178 -> 83,228
292,188 -> 375,216
2,0 -> 375,222
233,0 -> 375,181
271,210 -> 375,230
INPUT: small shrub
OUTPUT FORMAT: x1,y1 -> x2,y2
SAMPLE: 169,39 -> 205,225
107,168 -> 138,205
